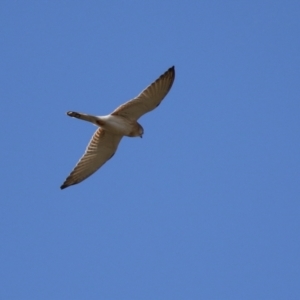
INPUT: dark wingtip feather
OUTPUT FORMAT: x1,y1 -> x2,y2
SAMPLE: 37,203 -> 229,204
60,184 -> 68,190
167,66 -> 175,79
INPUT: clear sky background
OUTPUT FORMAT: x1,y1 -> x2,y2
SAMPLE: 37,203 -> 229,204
1,1 -> 299,299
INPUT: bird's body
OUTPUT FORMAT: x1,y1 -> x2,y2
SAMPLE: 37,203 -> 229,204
67,112 -> 144,137
61,66 -> 175,189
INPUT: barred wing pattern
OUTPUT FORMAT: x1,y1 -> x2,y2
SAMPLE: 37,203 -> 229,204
111,66 -> 175,121
60,128 -> 122,189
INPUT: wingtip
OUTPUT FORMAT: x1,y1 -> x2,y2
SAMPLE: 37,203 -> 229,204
168,66 -> 175,76
60,184 -> 68,190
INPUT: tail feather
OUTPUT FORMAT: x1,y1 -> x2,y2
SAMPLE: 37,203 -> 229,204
66,111 -> 99,125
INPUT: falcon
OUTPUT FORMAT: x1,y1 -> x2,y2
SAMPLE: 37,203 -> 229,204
60,66 -> 175,189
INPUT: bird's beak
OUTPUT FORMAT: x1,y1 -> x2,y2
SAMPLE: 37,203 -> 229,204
140,135 -> 143,138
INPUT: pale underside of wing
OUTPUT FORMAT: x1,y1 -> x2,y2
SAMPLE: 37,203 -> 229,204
61,128 -> 122,189
111,66 -> 175,121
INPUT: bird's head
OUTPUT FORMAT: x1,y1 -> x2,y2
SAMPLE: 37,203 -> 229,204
138,125 -> 144,138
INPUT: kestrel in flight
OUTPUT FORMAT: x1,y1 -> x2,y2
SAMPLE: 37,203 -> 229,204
61,66 -> 175,189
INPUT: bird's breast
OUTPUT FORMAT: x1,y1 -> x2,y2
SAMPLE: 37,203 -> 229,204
96,115 -> 136,136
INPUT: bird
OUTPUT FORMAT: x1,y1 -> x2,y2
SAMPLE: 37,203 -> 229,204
60,66 -> 175,189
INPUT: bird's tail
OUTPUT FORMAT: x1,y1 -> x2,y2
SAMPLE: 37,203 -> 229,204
66,111 -> 99,126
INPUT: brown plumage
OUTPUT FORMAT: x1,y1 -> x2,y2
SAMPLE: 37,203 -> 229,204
61,66 -> 175,189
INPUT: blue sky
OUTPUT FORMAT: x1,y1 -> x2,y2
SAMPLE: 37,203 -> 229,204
1,1 -> 299,299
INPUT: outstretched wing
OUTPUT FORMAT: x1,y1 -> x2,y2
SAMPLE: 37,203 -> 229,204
111,66 -> 175,121
60,128 -> 122,189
